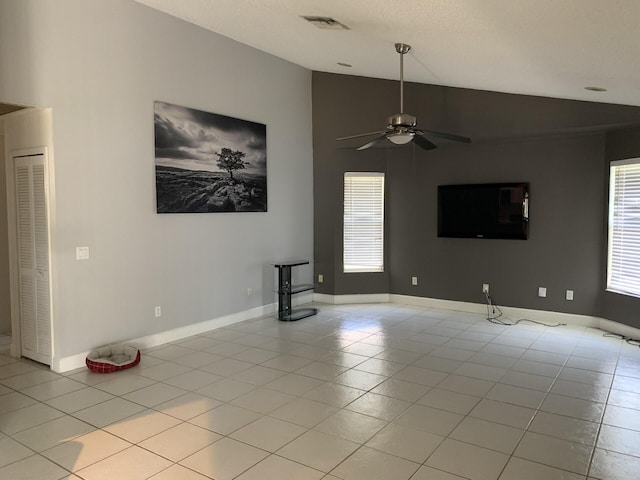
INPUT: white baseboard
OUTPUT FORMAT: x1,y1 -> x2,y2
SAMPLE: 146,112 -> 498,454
52,301 -> 281,373
313,293 -> 390,304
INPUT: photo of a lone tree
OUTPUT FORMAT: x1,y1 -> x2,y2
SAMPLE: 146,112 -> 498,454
154,101 -> 267,213
215,148 -> 247,181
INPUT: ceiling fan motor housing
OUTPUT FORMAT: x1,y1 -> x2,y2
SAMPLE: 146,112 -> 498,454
388,113 -> 417,128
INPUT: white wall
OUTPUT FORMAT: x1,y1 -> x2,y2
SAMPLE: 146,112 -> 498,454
0,0 -> 314,369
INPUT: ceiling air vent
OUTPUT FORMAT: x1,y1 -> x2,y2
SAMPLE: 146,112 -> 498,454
301,16 -> 349,30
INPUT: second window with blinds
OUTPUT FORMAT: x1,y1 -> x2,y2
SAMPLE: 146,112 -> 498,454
343,172 -> 385,273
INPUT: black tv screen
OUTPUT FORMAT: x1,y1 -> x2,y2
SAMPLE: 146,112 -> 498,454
438,183 -> 529,239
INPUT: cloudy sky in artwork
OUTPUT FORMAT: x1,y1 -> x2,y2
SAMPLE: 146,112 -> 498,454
154,101 -> 266,174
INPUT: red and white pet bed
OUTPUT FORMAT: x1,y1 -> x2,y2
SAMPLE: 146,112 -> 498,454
86,344 -> 141,373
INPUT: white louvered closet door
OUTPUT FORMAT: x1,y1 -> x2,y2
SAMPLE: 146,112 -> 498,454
15,154 -> 51,365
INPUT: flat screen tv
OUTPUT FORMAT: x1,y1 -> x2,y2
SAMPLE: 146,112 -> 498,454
438,183 -> 529,239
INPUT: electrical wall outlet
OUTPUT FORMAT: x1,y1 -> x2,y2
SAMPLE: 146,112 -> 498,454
154,306 -> 161,317
247,288 -> 253,296
566,290 -> 574,301
482,283 -> 490,293
318,274 -> 324,284
412,276 -> 418,286
538,287 -> 547,298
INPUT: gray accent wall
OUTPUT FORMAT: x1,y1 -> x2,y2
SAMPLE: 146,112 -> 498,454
313,71 -> 640,325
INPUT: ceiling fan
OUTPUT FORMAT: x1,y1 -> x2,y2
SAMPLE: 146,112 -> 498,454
336,43 -> 471,151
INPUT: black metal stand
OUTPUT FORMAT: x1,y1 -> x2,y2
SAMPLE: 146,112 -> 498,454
274,260 -> 318,321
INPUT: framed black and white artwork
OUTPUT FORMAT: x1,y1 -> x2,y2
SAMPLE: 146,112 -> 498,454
154,101 -> 267,213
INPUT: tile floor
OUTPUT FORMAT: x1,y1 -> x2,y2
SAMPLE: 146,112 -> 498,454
1,303 -> 640,479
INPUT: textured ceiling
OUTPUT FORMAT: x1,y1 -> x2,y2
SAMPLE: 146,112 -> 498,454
136,0 -> 640,107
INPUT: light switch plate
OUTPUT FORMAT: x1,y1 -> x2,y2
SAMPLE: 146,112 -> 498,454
538,287 -> 547,298
76,246 -> 90,260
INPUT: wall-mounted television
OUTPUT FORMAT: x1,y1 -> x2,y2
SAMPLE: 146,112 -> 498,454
438,183 -> 529,239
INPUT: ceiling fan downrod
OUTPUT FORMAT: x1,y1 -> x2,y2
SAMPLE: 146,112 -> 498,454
395,43 -> 411,114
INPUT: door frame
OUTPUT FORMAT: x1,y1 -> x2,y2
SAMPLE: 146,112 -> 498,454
6,146 -> 54,364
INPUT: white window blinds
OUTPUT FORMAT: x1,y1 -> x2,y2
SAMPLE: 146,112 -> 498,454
608,158 -> 640,297
344,172 -> 384,273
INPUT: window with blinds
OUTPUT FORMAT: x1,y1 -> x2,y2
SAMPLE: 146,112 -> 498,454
608,158 -> 640,297
343,172 -> 385,273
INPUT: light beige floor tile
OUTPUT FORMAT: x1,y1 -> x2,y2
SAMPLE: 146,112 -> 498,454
437,374 -> 495,396
154,392 -> 221,420
230,387 -> 295,414
76,445 -> 172,480
0,361 -> 39,379
45,387 -> 114,413
145,345 -> 194,361
148,464 -> 211,480
42,429 -> 131,471
195,377 -> 256,402
236,454 -> 324,480
540,394 -> 605,422
551,379 -> 609,403
411,465 -> 468,479
485,383 -> 546,409
277,429 -> 359,472
453,363 -> 508,382
589,448 -> 640,480
393,404 -> 463,436
418,388 -> 481,415
413,355 -> 464,373
426,438 -> 509,480
596,424 -> 640,456
320,351 -> 368,369
13,415 -> 95,451
0,369 -> 60,390
163,370 -> 221,390
511,359 -> 563,377
331,445 -> 420,480
199,357 -> 254,376
345,391 -> 411,421
450,416 -> 523,454
230,415 -> 306,451
0,391 -> 38,415
123,383 -> 189,407
0,402 -> 65,434
270,398 -> 338,427
0,453 -> 70,480
499,457 -> 586,480
500,370 -> 555,392
180,437 -> 268,480
138,362 -> 193,381
607,388 -> 640,410
393,366 -> 448,386
231,365 -> 287,386
72,397 -> 146,427
514,432 -> 592,475
173,351 -> 222,368
603,404 -> 640,430
140,422 -> 221,461
264,373 -> 324,395
314,409 -> 387,443
366,423 -> 444,463
528,411 -> 599,445
93,374 -> 156,396
104,409 -> 181,443
333,369 -> 388,390
558,367 -> 613,387
20,377 -> 86,401
0,435 -> 35,467
230,347 -> 281,364
370,378 -> 431,402
353,358 -> 405,376
612,374 -> 640,394
294,361 -> 349,380
303,382 -> 365,408
189,403 -> 261,435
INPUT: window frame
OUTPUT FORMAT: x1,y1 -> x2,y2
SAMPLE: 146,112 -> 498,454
607,158 -> 640,298
343,172 -> 385,273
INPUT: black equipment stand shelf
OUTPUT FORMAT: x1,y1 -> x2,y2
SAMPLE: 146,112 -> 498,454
274,260 -> 318,321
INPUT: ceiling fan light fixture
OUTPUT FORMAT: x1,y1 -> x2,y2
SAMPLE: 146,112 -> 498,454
387,131 -> 414,145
